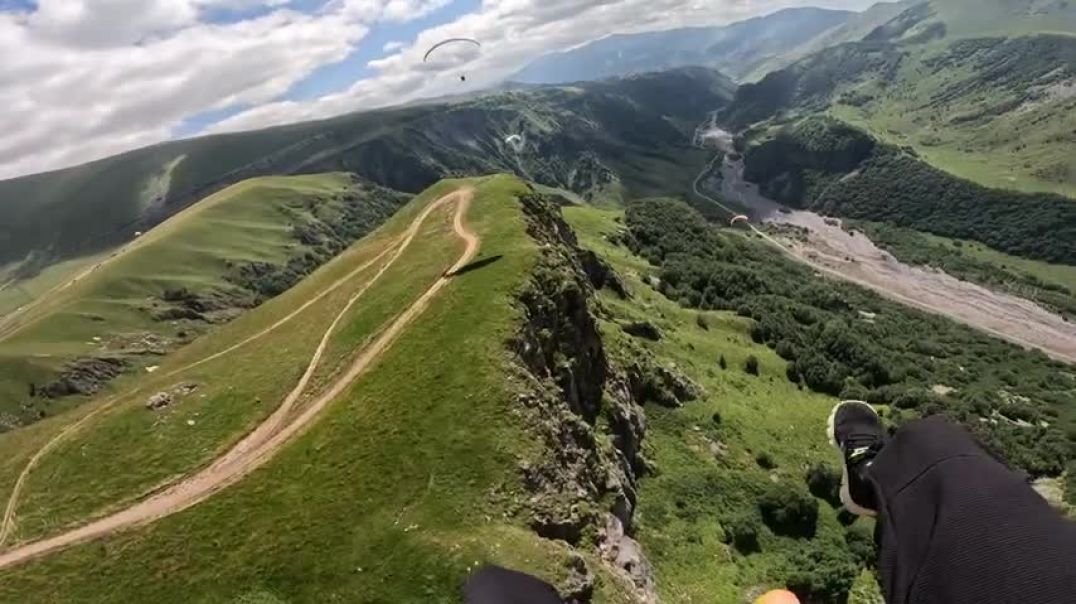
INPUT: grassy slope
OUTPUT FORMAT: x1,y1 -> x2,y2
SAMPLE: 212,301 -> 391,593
727,0 -> 1076,198
822,0 -> 1076,197
0,175 -> 636,603
828,38 -> 1076,198
2,177 -> 464,542
564,206 -> 881,602
0,174 -> 365,424
929,0 -> 1076,38
0,253 -> 109,318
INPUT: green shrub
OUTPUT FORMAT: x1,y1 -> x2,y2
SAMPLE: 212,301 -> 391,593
783,547 -> 860,604
758,483 -> 818,539
844,522 -> 877,566
722,513 -> 761,554
805,462 -> 842,508
719,355 -> 728,370
744,355 -> 760,376
755,452 -> 777,470
696,313 -> 710,330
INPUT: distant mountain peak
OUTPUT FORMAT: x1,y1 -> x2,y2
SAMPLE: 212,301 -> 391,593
511,7 -> 854,85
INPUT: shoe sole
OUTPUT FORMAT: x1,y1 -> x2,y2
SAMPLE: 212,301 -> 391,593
827,400 -> 878,518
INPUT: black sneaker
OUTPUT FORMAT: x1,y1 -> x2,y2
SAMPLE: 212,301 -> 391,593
827,400 -> 884,517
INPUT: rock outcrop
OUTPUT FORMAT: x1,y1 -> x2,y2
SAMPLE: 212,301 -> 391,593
41,357 -> 125,398
510,191 -> 657,602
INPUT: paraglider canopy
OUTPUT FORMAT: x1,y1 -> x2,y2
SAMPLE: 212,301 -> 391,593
504,134 -> 525,153
423,38 -> 481,62
730,215 -> 749,227
424,38 -> 481,83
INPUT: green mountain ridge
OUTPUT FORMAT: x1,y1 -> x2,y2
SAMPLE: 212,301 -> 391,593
721,1 -> 1076,197
0,174 -> 406,429
0,68 -> 734,285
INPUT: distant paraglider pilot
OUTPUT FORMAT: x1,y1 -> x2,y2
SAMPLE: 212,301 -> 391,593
423,37 -> 481,84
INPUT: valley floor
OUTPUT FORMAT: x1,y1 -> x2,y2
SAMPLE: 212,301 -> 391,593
705,146 -> 1076,364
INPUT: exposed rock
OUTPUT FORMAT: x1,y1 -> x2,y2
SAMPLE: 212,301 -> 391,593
511,191 -> 654,599
621,321 -> 661,341
512,194 -> 609,423
625,356 -> 703,408
605,372 -> 650,480
146,392 -> 174,410
559,552 -> 595,603
599,514 -> 657,603
105,332 -> 172,355
175,383 -> 199,396
152,287 -> 257,324
579,249 -> 629,299
41,357 -> 125,398
145,383 -> 199,411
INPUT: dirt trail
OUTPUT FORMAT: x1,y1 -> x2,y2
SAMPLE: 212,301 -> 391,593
0,230 -> 399,546
693,133 -> 1076,364
0,189 -> 475,565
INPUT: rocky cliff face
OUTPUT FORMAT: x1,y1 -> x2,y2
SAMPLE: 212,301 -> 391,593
509,191 -> 657,602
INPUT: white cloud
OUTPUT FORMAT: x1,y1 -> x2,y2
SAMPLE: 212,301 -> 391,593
383,39 -> 405,52
0,5 -> 372,178
2,0 -> 876,179
210,0 -> 875,134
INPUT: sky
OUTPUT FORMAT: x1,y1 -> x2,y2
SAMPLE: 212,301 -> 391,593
0,0 -> 876,180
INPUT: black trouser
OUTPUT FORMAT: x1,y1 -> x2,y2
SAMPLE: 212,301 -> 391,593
465,417 -> 1076,604
869,416 -> 1076,604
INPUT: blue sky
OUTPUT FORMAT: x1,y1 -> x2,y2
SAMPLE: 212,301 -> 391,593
174,0 -> 480,137
286,0 -> 482,100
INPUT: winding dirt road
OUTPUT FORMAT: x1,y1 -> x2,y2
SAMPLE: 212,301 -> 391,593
0,223 -> 400,546
0,188 -> 477,569
693,130 -> 1076,364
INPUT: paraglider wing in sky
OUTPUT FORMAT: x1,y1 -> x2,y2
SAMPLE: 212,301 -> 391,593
504,134 -> 525,153
423,38 -> 481,62
730,215 -> 750,227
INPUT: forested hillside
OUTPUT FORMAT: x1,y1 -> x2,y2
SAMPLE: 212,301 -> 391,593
624,198 -> 1075,478
722,28 -> 1076,197
739,117 -> 1076,263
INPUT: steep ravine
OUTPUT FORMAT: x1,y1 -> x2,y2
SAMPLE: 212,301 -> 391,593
510,192 -> 702,602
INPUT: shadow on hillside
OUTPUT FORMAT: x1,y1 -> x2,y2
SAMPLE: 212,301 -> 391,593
447,255 -> 503,278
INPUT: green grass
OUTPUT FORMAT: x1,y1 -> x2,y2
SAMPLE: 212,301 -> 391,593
564,205 -> 878,602
951,238 -> 1076,292
0,175 -> 637,603
0,174 -> 375,425
827,38 -> 1076,198
0,253 -> 109,318
928,0 -> 1076,39
4,178 -> 470,542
